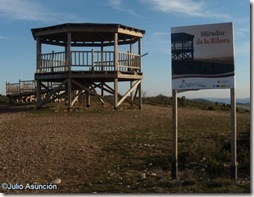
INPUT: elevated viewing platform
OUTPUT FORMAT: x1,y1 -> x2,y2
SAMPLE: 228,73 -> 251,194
35,50 -> 143,82
31,23 -> 146,110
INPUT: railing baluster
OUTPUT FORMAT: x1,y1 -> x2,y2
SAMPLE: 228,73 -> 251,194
78,51 -> 80,66
38,50 -> 140,73
86,52 -> 88,66
92,49 -> 94,71
83,51 -> 85,66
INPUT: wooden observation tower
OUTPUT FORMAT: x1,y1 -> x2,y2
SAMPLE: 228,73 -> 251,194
171,33 -> 194,61
31,23 -> 145,110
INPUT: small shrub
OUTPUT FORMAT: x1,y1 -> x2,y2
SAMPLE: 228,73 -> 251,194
208,106 -> 216,110
205,159 -> 227,177
182,178 -> 197,186
178,96 -> 187,107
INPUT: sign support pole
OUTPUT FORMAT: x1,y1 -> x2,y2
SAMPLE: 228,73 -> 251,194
230,87 -> 237,180
172,89 -> 178,179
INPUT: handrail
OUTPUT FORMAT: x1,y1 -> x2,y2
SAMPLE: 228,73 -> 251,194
38,50 -> 141,73
6,80 -> 35,95
6,80 -> 62,95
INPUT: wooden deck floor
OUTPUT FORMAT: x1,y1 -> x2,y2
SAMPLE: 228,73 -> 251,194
35,71 -> 143,82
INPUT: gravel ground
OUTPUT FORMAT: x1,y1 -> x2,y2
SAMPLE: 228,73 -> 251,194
0,104 -> 171,193
0,103 -> 249,193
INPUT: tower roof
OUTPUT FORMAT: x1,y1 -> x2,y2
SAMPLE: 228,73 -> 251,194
171,33 -> 195,42
31,23 -> 145,47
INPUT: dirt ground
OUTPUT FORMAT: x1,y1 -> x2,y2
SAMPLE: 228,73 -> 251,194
0,103 -> 250,193
0,104 -> 172,193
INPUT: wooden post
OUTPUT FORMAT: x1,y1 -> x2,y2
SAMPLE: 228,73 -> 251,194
114,78 -> 118,110
138,38 -> 142,72
86,85 -> 91,108
65,45 -> 68,71
130,81 -> 134,107
67,32 -> 72,72
101,45 -> 104,97
67,79 -> 72,111
51,51 -> 55,72
92,49 -> 94,71
172,89 -> 178,179
78,90 -> 83,105
114,32 -> 119,110
130,43 -> 134,107
36,80 -> 41,109
67,32 -> 72,111
101,82 -> 104,98
114,33 -> 118,71
101,45 -> 104,71
36,37 -> 41,73
230,88 -> 237,180
138,38 -> 142,109
138,82 -> 142,109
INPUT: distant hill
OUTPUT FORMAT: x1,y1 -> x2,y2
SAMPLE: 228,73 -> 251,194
191,97 -> 250,105
190,98 -> 214,104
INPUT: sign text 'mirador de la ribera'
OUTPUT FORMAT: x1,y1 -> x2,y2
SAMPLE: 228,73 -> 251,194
171,22 -> 235,90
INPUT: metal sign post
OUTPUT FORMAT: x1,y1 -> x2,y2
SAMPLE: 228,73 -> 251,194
172,89 -> 178,179
230,88 -> 237,180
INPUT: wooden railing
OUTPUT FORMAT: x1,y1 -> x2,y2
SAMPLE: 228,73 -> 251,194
38,50 -> 141,73
6,80 -> 62,95
118,52 -> 141,72
6,80 -> 35,95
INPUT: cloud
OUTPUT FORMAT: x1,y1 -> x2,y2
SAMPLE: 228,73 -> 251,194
142,0 -> 231,19
0,0 -> 81,23
108,0 -> 142,17
108,0 -> 122,8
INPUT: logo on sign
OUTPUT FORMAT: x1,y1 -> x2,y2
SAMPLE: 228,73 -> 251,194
179,80 -> 206,88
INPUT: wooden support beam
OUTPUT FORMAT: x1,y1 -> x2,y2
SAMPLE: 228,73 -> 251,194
138,81 -> 142,109
71,79 -> 104,104
37,79 -> 68,108
36,37 -> 41,73
114,78 -> 118,110
86,89 -> 91,107
102,83 -> 139,106
89,83 -> 104,105
138,38 -> 142,72
114,33 -> 118,71
67,32 -> 72,72
41,82 -> 50,91
67,78 -> 72,111
101,82 -> 104,97
42,90 -> 66,104
36,80 -> 41,109
133,83 -> 139,101
53,91 -> 66,101
130,43 -> 134,107
71,89 -> 83,107
78,90 -> 84,105
117,80 -> 140,107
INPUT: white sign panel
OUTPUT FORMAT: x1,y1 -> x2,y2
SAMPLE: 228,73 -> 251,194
171,22 -> 235,90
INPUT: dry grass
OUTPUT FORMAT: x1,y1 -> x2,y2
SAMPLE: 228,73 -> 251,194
0,103 -> 250,193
